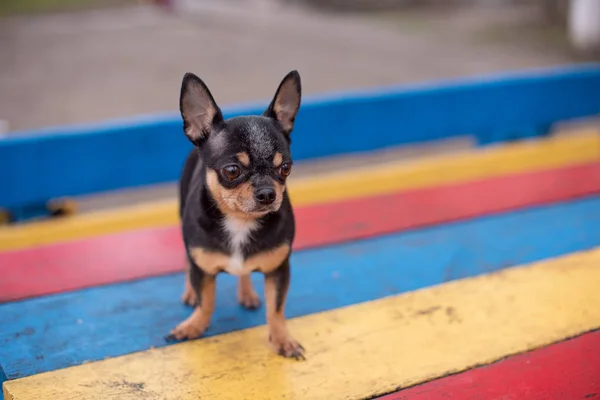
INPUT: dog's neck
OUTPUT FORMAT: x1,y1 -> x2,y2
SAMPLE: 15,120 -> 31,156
221,214 -> 260,273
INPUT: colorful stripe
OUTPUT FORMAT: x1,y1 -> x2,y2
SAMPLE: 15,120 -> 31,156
2,161 -> 600,302
4,247 -> 600,400
1,196 -> 600,382
1,130 -> 598,252
378,329 -> 600,400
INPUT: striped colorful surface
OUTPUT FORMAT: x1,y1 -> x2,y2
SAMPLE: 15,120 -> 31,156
378,330 -> 600,400
2,131 -> 600,399
4,65 -> 600,222
3,129 -> 598,252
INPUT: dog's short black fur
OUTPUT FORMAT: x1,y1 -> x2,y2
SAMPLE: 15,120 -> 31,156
166,71 -> 304,359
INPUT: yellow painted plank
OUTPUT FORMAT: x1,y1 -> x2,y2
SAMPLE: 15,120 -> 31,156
5,247 -> 600,400
1,129 -> 599,252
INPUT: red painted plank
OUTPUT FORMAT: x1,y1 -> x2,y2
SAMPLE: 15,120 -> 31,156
379,329 -> 600,400
2,162 -> 600,303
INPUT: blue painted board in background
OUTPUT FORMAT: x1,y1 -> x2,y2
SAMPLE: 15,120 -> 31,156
1,64 -> 599,213
1,195 -> 599,386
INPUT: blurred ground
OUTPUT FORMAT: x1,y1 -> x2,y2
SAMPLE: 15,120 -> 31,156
0,0 -> 134,16
0,0 -> 589,133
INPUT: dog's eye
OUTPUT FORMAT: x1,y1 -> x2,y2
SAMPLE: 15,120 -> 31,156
222,165 -> 241,181
279,162 -> 292,177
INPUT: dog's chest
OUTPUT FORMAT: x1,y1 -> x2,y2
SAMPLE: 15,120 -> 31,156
221,216 -> 259,275
188,216 -> 289,275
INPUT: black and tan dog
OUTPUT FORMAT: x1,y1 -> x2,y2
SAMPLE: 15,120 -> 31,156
165,71 -> 304,359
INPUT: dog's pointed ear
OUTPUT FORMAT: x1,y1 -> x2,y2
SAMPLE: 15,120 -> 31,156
263,70 -> 301,135
179,73 -> 224,144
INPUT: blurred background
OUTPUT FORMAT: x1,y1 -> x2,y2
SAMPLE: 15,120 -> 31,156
1,0 -> 599,134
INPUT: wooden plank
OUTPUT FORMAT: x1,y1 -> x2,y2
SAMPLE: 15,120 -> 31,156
378,330 -> 600,400
1,129 -> 599,252
2,161 -> 600,302
4,246 -> 600,400
1,196 -> 600,384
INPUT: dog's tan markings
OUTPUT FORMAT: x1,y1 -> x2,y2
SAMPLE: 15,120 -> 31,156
181,260 -> 197,306
206,169 -> 226,210
189,242 -> 289,276
170,276 -> 216,340
246,243 -> 290,274
206,170 -> 256,217
265,274 -> 304,359
189,247 -> 229,275
236,152 -> 250,167
271,179 -> 286,208
238,275 -> 261,309
272,152 -> 283,168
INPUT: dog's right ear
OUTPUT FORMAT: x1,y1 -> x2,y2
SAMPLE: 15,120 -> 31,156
263,70 -> 302,136
179,73 -> 224,145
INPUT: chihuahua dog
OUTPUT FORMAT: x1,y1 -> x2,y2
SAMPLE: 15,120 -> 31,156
165,70 -> 304,360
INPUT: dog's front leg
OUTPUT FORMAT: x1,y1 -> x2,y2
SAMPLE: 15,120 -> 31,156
168,260 -> 216,341
264,258 -> 305,359
181,260 -> 198,307
238,275 -> 261,309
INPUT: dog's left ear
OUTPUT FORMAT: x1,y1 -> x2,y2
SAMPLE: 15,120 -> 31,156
264,70 -> 301,135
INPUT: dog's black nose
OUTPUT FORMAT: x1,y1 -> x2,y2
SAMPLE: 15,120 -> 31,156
255,188 -> 276,205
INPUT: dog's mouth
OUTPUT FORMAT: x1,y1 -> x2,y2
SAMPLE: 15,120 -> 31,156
247,210 -> 270,218
242,202 -> 281,218
224,194 -> 283,219
247,206 -> 276,217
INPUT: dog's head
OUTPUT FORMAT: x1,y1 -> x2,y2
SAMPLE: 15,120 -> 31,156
179,71 -> 301,218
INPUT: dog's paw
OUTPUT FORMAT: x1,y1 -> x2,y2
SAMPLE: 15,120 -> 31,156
269,334 -> 306,360
166,316 -> 208,342
238,290 -> 261,310
181,284 -> 198,307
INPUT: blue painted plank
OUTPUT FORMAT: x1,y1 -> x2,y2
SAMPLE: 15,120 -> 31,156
1,64 -> 600,215
1,196 -> 600,386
